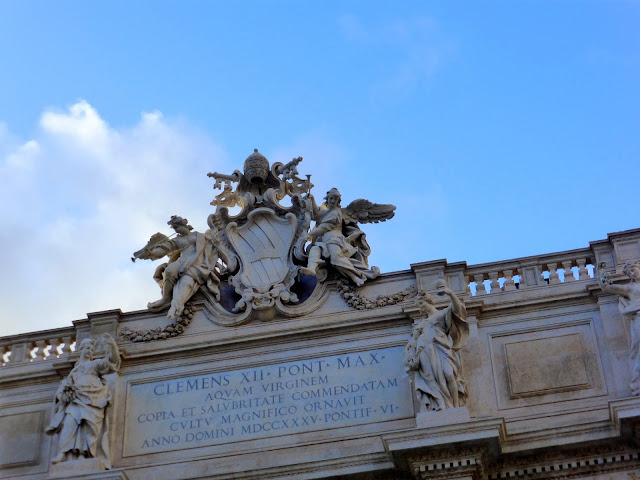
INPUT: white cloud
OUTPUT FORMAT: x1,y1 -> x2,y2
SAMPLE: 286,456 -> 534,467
5,140 -> 39,170
0,108 -> 454,337
0,101 -> 230,336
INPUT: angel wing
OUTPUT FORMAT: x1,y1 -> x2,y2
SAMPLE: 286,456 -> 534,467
342,199 -> 396,225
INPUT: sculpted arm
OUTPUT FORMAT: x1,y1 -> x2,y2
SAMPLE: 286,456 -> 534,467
436,284 -> 465,331
97,334 -> 121,373
445,288 -> 464,316
308,193 -> 320,219
308,218 -> 335,239
599,274 -> 632,299
147,238 -> 178,259
307,208 -> 339,240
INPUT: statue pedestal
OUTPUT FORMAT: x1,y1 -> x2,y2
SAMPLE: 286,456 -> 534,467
416,406 -> 470,427
49,460 -> 128,479
48,457 -> 109,478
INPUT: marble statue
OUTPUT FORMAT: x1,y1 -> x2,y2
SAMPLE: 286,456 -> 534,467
300,188 -> 395,286
404,280 -> 470,412
131,149 -> 396,326
46,334 -> 121,468
133,215 -> 221,321
206,149 -> 315,322
599,260 -> 640,395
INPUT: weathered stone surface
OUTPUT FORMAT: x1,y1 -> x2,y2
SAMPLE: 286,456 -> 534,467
0,410 -> 43,468
504,333 -> 590,397
46,334 -> 121,470
123,346 -> 411,456
2,151 -> 640,479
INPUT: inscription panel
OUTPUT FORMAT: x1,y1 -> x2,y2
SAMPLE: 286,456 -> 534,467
123,346 -> 411,456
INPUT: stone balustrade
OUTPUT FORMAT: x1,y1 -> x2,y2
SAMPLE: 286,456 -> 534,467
0,327 -> 75,366
0,228 -> 639,480
463,247 -> 595,296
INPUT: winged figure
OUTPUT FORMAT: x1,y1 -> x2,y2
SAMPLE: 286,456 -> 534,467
300,188 -> 395,286
132,216 -> 221,320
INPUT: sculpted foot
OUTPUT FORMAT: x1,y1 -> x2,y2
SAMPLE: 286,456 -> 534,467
147,299 -> 169,311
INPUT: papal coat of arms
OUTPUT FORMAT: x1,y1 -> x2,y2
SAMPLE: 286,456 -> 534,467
132,149 -> 396,327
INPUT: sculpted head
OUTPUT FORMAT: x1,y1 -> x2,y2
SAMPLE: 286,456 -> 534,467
623,261 -> 640,282
168,216 -> 194,235
416,291 -> 436,316
324,188 -> 341,209
78,338 -> 96,358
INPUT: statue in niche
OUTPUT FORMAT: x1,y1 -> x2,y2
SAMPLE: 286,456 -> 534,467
300,188 -> 396,286
133,215 -> 221,321
46,334 -> 121,468
599,260 -> 640,395
404,280 -> 470,412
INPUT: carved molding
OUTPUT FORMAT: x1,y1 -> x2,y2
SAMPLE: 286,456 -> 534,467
488,446 -> 640,480
408,446 -> 488,480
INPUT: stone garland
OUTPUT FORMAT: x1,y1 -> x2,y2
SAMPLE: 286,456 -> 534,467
118,303 -> 195,343
119,279 -> 417,341
337,280 -> 416,310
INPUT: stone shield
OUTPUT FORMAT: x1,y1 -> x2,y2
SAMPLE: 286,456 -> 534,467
226,208 -> 298,295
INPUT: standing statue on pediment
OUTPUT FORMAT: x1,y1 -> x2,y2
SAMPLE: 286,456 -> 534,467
300,188 -> 395,286
599,260 -> 640,395
404,280 -> 470,412
46,334 -> 120,468
133,215 -> 221,321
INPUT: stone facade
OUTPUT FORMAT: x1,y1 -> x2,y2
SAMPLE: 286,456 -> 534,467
1,153 -> 640,479
1,227 -> 639,479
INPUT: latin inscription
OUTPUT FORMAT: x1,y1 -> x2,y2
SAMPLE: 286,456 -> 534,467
124,346 -> 411,455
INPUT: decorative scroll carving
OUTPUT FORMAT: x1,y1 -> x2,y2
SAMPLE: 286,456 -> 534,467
45,334 -> 120,469
206,149 -> 313,322
403,280 -> 470,412
598,260 -> 640,395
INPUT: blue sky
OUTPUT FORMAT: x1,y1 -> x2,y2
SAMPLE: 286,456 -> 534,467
1,1 -> 639,335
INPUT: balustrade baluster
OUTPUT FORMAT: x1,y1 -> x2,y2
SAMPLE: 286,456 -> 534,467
474,274 -> 487,295
48,338 -> 61,358
61,336 -> 74,356
547,263 -> 560,285
34,340 -> 48,361
488,272 -> 500,293
576,258 -> 589,280
503,269 -> 516,291
561,261 -> 575,282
